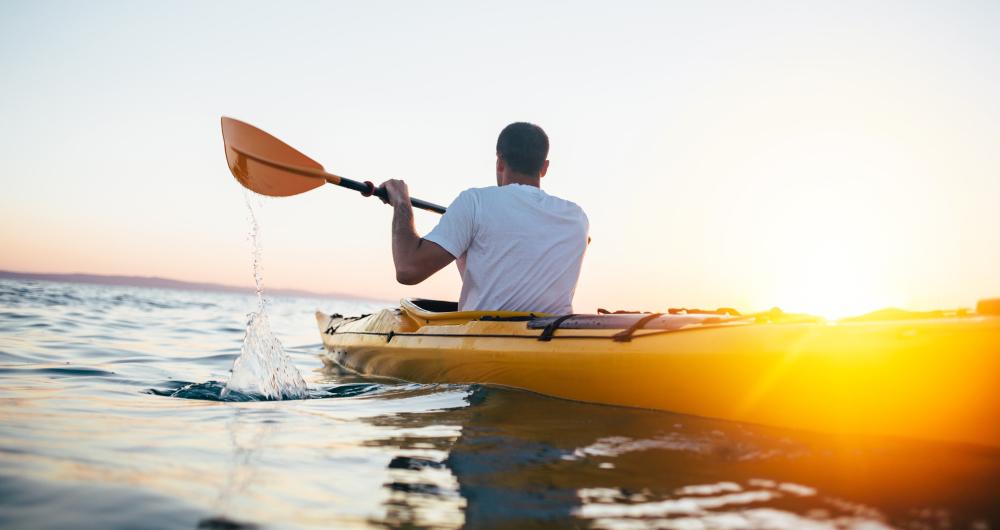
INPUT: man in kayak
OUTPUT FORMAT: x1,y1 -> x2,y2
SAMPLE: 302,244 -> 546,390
379,122 -> 589,314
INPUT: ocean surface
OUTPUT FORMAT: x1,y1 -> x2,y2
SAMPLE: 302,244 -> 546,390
0,278 -> 997,530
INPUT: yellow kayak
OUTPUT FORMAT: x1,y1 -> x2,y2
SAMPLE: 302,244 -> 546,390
316,298 -> 1000,447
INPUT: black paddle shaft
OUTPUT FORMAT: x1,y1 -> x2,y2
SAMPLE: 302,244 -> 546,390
337,175 -> 447,214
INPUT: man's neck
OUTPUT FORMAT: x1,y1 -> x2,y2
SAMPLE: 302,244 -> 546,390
500,173 -> 541,188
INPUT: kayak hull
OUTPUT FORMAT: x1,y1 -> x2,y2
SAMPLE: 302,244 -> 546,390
316,301 -> 1000,447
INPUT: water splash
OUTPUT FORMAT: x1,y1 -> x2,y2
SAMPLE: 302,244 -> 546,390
222,192 -> 308,400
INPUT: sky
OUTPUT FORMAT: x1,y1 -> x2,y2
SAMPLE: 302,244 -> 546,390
2,0 -> 999,318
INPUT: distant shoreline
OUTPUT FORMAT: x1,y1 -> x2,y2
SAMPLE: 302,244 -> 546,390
0,270 -> 386,303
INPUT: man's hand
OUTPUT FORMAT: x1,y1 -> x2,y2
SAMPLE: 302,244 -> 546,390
378,178 -> 454,285
379,179 -> 411,209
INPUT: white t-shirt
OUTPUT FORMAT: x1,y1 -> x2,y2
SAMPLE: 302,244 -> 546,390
424,184 -> 589,314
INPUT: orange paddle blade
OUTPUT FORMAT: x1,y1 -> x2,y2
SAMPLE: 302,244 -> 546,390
221,117 -> 326,197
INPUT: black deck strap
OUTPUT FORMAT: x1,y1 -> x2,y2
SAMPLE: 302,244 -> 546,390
612,313 -> 664,342
537,314 -> 577,341
323,314 -> 345,335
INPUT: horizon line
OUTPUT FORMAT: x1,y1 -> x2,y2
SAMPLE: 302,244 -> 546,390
0,269 -> 392,304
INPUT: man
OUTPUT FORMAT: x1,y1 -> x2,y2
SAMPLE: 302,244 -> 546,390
379,122 -> 589,314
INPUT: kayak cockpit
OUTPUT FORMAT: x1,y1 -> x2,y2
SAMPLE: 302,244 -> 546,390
401,298 -> 548,326
398,298 -> 748,335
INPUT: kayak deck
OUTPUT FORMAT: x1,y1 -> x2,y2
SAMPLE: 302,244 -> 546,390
317,299 -> 1000,447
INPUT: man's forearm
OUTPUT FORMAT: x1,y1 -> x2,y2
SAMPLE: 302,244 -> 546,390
391,202 -> 421,276
381,178 -> 453,285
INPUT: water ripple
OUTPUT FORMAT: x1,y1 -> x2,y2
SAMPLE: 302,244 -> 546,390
0,363 -> 117,378
148,381 -> 387,402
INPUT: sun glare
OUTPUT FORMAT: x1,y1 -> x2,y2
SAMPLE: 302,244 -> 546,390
716,127 -> 921,320
769,245 -> 896,320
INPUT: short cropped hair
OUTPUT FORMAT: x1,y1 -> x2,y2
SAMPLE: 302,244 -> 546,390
496,122 -> 549,176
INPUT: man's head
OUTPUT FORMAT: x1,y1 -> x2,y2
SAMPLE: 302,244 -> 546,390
496,122 -> 549,186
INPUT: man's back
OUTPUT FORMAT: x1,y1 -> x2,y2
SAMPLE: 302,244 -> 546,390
425,184 -> 588,314
378,121 -> 587,313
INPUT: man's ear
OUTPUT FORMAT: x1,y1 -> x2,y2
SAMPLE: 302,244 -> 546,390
496,155 -> 505,173
539,160 -> 549,178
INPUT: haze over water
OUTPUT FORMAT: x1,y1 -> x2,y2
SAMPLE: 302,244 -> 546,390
1,278 -> 997,529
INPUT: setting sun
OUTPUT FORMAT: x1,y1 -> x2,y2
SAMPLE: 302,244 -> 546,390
770,248 -> 896,320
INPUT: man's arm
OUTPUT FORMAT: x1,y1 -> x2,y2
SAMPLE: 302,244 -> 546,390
381,179 -> 455,285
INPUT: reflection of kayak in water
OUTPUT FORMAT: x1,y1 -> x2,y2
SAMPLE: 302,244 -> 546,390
317,298 -> 1000,447
412,386 -> 1000,529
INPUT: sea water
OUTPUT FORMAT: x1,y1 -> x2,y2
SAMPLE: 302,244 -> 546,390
0,278 -> 998,529
222,192 -> 307,400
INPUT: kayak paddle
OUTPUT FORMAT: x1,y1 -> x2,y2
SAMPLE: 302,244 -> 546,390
220,117 -> 446,214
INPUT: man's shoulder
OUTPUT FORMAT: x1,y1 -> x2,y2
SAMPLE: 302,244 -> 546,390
460,185 -> 587,224
454,185 -> 517,207
460,185 -> 500,196
539,190 -> 589,224
452,186 -> 494,202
